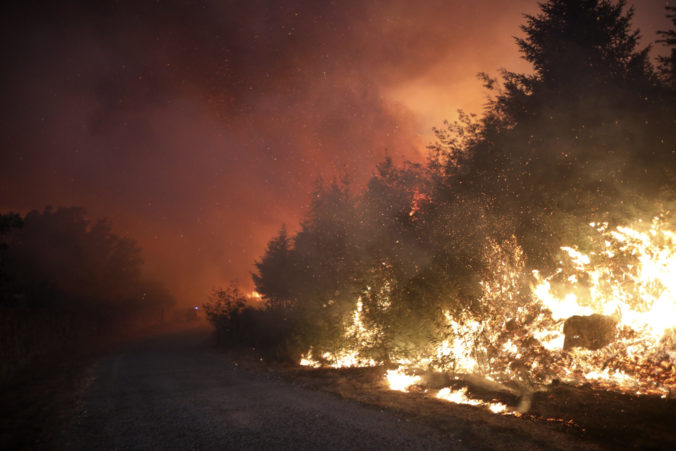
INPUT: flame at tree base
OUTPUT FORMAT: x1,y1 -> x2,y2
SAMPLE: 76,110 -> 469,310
299,215 -> 676,415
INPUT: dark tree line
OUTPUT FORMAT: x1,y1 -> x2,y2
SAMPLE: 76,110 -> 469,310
0,207 -> 174,380
206,0 -> 676,363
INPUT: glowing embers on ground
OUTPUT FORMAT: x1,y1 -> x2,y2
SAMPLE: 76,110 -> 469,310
386,367 -> 513,415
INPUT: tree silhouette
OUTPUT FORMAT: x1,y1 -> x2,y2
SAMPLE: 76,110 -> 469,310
253,224 -> 294,308
0,212 -> 23,304
1,207 -> 175,381
516,0 -> 647,93
433,0 -> 674,268
657,6 -> 676,86
2,207 -> 173,320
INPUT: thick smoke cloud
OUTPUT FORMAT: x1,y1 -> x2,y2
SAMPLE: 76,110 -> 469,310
0,0 -> 669,304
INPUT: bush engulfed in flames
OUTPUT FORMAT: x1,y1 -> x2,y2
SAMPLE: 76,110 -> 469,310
300,215 -> 676,414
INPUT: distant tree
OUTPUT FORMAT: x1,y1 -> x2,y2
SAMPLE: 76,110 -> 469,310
0,206 -> 174,381
0,212 -> 23,303
2,207 -> 173,321
0,213 -> 23,236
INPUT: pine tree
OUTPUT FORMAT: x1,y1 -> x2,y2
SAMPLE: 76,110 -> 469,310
252,225 -> 294,307
438,0 -> 672,267
657,6 -> 676,87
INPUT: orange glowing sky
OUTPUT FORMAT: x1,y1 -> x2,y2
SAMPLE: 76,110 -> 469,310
1,0 -> 672,305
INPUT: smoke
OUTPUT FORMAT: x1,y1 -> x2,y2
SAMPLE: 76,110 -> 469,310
0,0 -> 669,304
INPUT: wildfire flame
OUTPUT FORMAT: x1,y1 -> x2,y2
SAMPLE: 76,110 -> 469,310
299,215 -> 676,414
408,188 -> 429,219
247,290 -> 263,301
386,368 -> 421,392
436,387 -> 510,414
530,217 -> 675,394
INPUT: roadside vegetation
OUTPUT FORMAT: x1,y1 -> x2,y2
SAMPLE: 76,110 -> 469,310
0,207 -> 175,382
205,1 -> 676,366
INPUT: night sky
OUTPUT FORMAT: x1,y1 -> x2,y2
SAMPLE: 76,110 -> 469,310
1,0 -> 671,306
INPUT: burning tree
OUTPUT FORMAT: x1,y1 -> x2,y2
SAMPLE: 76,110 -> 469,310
219,0 -> 676,414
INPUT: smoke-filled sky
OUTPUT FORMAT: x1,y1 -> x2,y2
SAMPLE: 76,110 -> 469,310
1,0 -> 671,305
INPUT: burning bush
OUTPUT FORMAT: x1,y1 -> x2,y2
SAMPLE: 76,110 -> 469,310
210,0 -> 676,414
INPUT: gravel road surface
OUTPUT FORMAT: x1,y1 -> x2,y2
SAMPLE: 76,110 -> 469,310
55,328 -> 463,450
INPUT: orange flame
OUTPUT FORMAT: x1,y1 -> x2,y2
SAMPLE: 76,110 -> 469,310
299,215 -> 676,414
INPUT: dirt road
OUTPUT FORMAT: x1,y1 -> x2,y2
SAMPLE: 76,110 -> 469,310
5,326 -> 671,450
48,327 -> 463,450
